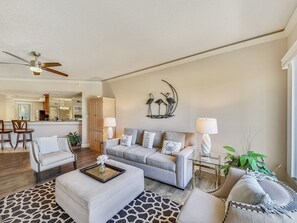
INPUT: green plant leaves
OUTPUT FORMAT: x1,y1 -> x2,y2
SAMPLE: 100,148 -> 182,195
222,145 -> 272,177
223,146 -> 236,153
67,131 -> 80,146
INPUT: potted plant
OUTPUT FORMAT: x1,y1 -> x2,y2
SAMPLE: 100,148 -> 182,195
221,146 -> 273,177
67,132 -> 81,146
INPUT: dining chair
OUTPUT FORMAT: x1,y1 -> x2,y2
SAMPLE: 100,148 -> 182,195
11,120 -> 34,149
0,120 -> 13,150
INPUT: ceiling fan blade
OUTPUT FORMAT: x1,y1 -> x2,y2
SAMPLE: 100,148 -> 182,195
42,62 -> 62,67
43,67 -> 68,77
2,51 -> 30,63
0,62 -> 29,66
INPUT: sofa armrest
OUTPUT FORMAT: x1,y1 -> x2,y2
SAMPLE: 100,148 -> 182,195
224,201 -> 296,223
175,146 -> 194,189
103,138 -> 120,154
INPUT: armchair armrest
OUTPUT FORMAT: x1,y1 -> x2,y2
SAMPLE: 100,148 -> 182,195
175,146 -> 194,189
28,141 -> 41,172
210,167 -> 246,199
103,138 -> 120,154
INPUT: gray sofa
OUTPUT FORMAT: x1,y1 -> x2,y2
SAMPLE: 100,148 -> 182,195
104,128 -> 195,189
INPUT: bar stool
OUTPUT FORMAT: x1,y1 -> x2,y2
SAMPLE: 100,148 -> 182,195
11,120 -> 34,150
0,120 -> 13,150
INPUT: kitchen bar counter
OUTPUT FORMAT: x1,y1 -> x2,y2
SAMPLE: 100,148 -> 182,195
3,121 -> 82,146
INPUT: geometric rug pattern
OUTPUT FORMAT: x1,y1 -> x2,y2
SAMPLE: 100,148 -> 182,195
0,180 -> 182,223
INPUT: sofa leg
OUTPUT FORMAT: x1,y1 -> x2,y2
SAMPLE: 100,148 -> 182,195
73,161 -> 77,170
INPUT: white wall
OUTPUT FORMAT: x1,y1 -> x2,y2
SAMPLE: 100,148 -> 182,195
103,39 -> 288,179
0,78 -> 102,146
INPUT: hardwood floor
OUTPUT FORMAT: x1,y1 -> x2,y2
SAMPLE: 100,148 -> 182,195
0,148 -> 219,205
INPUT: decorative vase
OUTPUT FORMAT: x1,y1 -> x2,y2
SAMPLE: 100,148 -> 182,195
99,164 -> 106,173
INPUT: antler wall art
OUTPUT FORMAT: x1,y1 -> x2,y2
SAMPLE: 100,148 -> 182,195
146,80 -> 179,119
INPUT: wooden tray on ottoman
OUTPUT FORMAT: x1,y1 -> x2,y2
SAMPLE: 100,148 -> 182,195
80,163 -> 125,183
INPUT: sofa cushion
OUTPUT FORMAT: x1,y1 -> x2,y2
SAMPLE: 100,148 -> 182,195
145,129 -> 163,148
142,131 -> 156,149
124,128 -> 138,145
164,132 -> 186,149
147,152 -> 176,172
177,188 -> 225,223
40,151 -> 73,166
106,145 -> 136,158
124,147 -> 157,164
135,129 -> 145,145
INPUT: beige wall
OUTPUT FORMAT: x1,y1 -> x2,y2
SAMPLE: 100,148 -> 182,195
103,39 -> 288,179
0,79 -> 102,146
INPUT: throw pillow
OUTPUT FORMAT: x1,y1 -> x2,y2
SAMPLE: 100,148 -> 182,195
36,135 -> 60,155
161,140 -> 182,155
225,174 -> 270,211
142,131 -> 156,149
121,135 -> 133,147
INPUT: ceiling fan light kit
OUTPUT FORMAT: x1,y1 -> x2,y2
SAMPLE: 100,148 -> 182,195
0,51 -> 68,77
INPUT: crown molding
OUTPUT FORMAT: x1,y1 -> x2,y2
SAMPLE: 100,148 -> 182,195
0,76 -> 102,84
282,39 -> 297,69
285,8 -> 297,36
103,30 -> 285,83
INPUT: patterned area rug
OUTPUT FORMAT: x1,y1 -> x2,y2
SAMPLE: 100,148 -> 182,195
0,181 -> 182,223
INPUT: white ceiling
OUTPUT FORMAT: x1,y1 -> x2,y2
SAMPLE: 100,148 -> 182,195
0,0 -> 296,81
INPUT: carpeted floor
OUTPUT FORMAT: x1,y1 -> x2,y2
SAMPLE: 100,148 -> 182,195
0,180 -> 182,223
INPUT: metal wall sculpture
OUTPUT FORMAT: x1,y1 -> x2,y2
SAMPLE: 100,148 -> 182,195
146,80 -> 178,119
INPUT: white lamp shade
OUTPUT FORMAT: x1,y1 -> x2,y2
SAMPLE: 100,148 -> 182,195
104,117 -> 116,127
196,118 -> 218,134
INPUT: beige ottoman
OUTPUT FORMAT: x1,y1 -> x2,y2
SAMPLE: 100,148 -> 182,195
55,160 -> 144,223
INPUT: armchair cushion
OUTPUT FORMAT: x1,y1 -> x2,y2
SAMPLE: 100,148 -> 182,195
36,135 -> 60,155
40,151 -> 74,166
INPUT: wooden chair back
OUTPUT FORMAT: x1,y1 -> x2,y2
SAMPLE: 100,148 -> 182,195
11,120 -> 28,132
0,120 -> 4,133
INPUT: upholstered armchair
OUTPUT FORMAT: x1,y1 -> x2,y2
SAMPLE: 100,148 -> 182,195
29,137 -> 77,183
177,167 -> 297,223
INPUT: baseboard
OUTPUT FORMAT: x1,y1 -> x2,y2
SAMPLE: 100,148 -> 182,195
80,143 -> 89,148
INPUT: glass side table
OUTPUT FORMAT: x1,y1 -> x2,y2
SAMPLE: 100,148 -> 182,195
188,150 -> 225,189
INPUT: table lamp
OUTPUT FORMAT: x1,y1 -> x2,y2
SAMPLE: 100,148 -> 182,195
196,118 -> 218,156
104,117 -> 116,139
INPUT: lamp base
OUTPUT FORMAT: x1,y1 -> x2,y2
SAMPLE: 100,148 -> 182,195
107,127 -> 113,139
201,134 -> 211,156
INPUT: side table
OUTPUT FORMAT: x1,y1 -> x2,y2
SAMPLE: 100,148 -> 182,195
188,150 -> 224,189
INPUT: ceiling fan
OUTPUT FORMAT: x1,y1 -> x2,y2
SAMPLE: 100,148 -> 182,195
0,51 -> 69,77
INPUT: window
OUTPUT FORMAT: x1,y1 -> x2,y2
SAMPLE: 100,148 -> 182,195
18,103 -> 31,121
